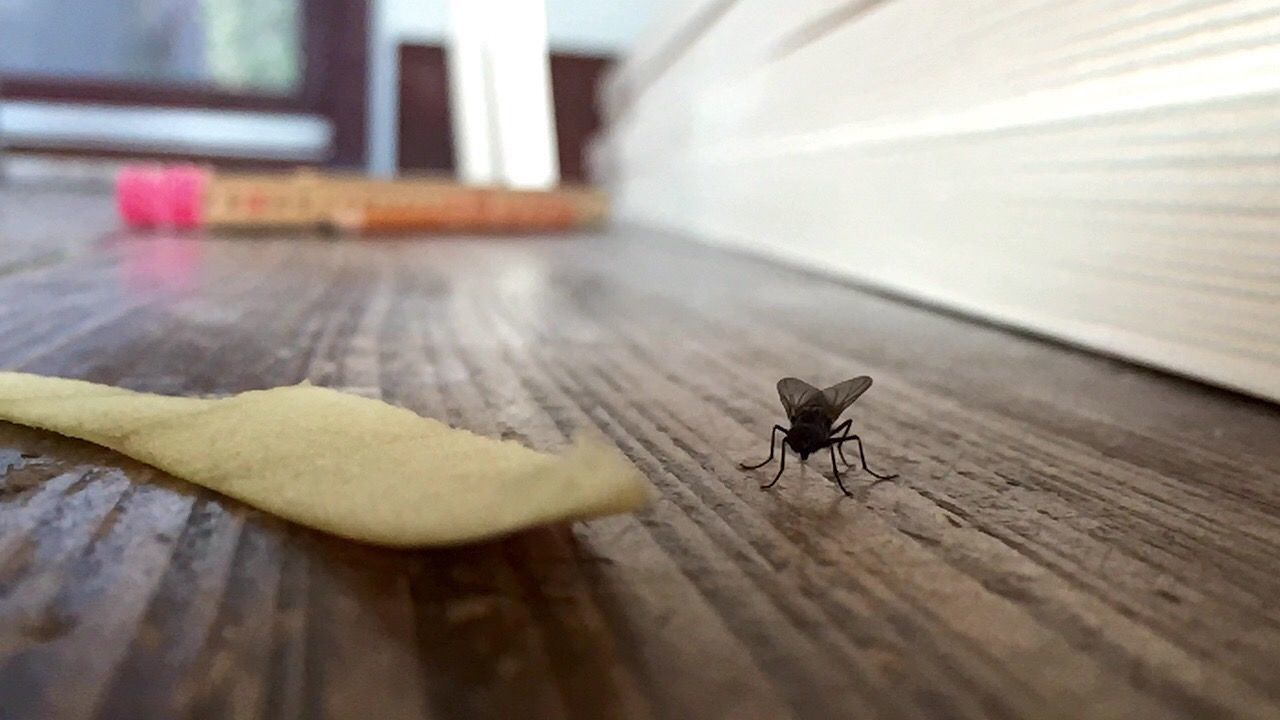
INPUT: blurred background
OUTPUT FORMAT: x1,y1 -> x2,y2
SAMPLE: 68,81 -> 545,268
0,0 -> 656,180
1,0 -> 1278,401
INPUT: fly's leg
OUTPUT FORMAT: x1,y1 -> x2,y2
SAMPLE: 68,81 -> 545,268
828,434 -> 898,481
819,427 -> 901,479
829,420 -> 854,468
829,444 -> 853,496
740,425 -> 788,470
762,444 -> 787,490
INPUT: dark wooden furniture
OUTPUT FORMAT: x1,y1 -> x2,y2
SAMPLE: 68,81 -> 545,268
1,186 -> 1279,720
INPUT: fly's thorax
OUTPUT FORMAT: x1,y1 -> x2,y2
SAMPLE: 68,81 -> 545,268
785,420 -> 831,459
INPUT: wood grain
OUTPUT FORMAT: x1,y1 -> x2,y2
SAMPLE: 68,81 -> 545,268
0,188 -> 1278,720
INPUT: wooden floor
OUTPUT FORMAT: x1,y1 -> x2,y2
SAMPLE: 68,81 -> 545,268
2,185 -> 1279,720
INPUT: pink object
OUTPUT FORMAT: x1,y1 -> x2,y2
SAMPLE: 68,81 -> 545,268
164,165 -> 208,229
116,164 -> 210,229
116,165 -> 165,228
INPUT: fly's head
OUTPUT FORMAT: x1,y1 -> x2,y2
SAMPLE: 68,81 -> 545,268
785,421 -> 830,461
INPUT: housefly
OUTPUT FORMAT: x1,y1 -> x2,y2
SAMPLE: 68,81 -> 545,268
739,376 -> 897,496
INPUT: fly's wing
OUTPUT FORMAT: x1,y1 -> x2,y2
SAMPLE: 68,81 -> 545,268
820,376 -> 873,422
777,377 -> 824,422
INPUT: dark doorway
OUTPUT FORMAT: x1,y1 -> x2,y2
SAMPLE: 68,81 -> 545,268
395,44 -> 613,183
396,44 -> 455,174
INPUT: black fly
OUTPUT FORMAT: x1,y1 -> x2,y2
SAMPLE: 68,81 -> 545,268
739,376 -> 897,496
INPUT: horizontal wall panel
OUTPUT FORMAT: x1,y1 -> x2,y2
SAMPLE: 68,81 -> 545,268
602,0 -> 1280,399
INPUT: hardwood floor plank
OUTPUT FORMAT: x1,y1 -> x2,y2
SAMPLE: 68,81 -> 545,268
0,191 -> 1277,719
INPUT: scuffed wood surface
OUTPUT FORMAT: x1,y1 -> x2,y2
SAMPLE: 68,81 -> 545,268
0,186 -> 115,270
1,188 -> 1278,720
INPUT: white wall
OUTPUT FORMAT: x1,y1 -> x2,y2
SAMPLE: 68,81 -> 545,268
367,0 -> 665,176
545,0 -> 664,54
600,0 -> 1280,403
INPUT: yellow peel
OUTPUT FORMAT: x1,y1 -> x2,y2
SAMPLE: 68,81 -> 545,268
0,372 -> 651,547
